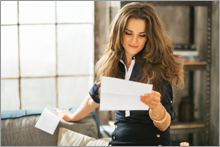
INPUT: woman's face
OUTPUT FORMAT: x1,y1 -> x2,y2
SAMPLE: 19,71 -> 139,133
122,18 -> 147,59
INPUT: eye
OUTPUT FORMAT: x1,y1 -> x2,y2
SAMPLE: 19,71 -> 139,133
125,32 -> 132,35
139,34 -> 146,37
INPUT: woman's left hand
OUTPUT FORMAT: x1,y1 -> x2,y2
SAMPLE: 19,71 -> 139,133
140,90 -> 161,109
56,110 -> 74,122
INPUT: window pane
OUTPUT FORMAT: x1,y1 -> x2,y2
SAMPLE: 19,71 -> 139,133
1,1 -> 17,24
20,25 -> 56,77
1,26 -> 18,78
19,1 -> 55,24
21,78 -> 56,109
57,24 -> 94,75
58,76 -> 93,109
57,1 -> 94,23
1,79 -> 19,110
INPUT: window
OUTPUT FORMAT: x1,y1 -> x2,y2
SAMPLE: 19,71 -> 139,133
1,1 -> 94,110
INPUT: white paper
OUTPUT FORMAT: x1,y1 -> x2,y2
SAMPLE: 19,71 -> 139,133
35,105 -> 61,135
100,76 -> 153,111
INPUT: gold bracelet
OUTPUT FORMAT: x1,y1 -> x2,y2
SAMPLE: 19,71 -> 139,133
149,103 -> 162,119
149,106 -> 167,123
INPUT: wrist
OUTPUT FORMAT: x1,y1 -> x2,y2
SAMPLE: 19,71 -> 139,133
150,109 -> 167,123
150,102 -> 162,113
70,114 -> 81,122
69,114 -> 76,121
149,103 -> 164,120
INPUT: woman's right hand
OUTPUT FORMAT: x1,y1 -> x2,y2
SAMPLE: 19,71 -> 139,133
56,110 -> 75,122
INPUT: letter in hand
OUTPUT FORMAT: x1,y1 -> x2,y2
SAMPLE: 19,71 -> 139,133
140,90 -> 161,109
56,110 -> 74,122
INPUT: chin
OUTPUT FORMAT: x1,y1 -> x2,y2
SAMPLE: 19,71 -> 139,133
129,51 -> 140,56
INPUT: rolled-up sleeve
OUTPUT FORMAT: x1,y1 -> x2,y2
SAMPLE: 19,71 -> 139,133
89,80 -> 100,104
161,83 -> 176,121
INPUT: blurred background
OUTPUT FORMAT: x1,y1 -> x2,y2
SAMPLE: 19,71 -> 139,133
1,1 -> 219,146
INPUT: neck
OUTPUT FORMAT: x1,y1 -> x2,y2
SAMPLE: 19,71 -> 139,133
123,53 -> 133,66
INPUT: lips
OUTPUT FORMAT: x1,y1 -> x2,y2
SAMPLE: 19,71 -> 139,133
129,44 -> 138,48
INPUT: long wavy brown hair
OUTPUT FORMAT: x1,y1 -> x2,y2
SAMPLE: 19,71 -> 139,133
95,2 -> 184,97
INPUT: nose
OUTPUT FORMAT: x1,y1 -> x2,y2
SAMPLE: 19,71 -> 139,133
131,35 -> 138,44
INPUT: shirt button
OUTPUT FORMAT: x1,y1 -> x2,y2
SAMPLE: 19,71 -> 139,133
109,144 -> 112,146
115,125 -> 117,129
113,136 -> 116,140
156,134 -> 160,138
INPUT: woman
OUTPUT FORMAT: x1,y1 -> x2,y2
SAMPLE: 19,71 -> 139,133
57,2 -> 184,146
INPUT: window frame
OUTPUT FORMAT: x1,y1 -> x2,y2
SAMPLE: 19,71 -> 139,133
1,1 -> 95,109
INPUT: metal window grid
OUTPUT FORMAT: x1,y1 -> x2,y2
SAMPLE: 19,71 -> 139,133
1,1 -> 94,109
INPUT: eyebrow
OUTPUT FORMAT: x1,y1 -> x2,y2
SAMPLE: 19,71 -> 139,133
125,29 -> 146,34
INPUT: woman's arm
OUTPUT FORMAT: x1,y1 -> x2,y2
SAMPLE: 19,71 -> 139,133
140,90 -> 171,131
56,94 -> 99,122
149,102 -> 171,131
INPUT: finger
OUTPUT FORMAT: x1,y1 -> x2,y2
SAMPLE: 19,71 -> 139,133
67,110 -> 71,113
56,113 -> 63,118
147,101 -> 159,109
56,111 -> 61,115
140,96 -> 153,106
145,96 -> 159,105
150,100 -> 159,106
142,95 -> 152,101
140,95 -> 146,102
143,93 -> 153,100
148,94 -> 155,101
145,93 -> 151,96
56,109 -> 63,113
151,90 -> 161,97
140,96 -> 147,104
152,95 -> 160,103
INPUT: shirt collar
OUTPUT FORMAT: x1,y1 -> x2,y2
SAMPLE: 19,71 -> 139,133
119,53 -> 136,63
